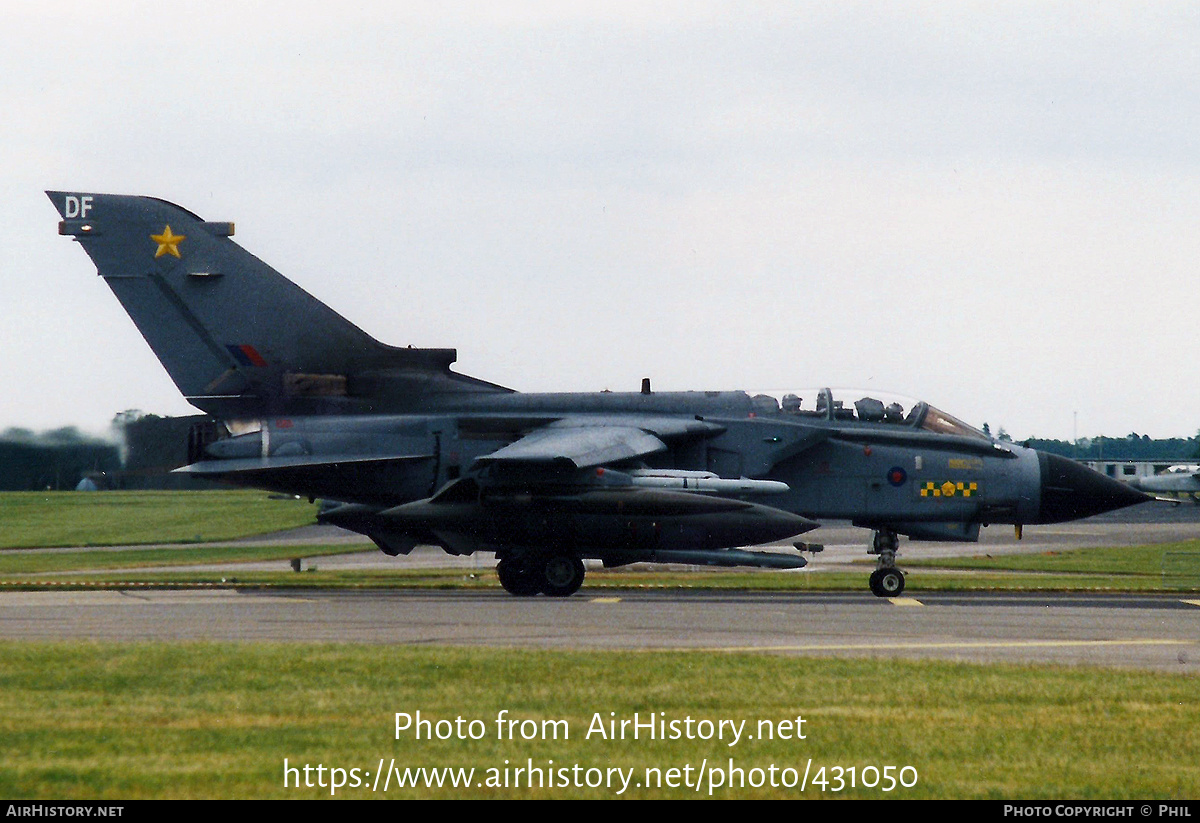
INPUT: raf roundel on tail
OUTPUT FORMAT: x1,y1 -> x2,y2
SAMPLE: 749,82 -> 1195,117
47,191 -> 1151,598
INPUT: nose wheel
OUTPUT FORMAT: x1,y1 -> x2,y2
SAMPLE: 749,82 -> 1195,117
869,566 -> 905,597
868,529 -> 906,597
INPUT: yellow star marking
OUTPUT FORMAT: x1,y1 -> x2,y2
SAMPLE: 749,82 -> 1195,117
151,225 -> 185,258
921,480 -> 979,499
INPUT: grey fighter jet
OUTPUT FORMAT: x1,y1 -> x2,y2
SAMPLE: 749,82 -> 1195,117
48,192 -> 1150,597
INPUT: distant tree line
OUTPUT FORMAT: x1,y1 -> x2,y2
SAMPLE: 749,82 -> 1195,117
0,414 -> 218,491
1021,434 -> 1200,462
980,422 -> 1200,461
0,428 -> 120,491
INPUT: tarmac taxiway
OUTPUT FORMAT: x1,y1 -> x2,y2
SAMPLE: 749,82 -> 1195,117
0,588 -> 1196,670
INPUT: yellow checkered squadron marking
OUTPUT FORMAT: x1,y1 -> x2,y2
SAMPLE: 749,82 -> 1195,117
920,480 -> 978,498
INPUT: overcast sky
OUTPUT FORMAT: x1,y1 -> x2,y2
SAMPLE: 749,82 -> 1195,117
3,2 -> 1198,440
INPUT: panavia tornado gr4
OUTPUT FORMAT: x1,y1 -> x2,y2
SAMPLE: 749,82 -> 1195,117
48,192 -> 1150,597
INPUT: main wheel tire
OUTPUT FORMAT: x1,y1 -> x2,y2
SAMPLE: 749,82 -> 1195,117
497,559 -> 541,596
538,554 -> 585,597
869,567 -> 905,597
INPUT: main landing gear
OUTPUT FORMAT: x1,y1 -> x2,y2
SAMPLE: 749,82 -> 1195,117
496,553 -> 586,597
867,529 -> 906,597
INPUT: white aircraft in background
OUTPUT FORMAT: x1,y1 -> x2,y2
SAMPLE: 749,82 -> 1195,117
1129,465 -> 1200,502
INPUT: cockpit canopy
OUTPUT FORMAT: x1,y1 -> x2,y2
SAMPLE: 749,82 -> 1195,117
749,388 -> 991,441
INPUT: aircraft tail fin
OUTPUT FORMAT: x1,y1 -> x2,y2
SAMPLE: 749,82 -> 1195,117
48,192 -> 509,417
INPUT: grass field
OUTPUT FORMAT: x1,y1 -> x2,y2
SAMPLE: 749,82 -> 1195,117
0,544 -> 360,576
905,542 -> 1200,577
0,491 -> 318,548
0,643 -> 1195,800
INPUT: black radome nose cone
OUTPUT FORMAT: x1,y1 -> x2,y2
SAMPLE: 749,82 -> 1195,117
1037,452 -> 1152,523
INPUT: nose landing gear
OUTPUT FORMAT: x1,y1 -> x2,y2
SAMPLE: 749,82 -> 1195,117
868,529 -> 906,597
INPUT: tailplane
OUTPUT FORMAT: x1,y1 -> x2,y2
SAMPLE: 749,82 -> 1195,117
48,192 -> 509,416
